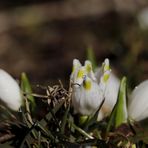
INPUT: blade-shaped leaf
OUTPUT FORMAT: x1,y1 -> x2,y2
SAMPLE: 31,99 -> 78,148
115,77 -> 128,127
61,104 -> 70,134
21,72 -> 36,111
83,99 -> 105,131
106,77 -> 128,132
67,119 -> 94,139
39,99 -> 65,127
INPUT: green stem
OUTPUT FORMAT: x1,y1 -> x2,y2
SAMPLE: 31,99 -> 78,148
68,119 -> 94,139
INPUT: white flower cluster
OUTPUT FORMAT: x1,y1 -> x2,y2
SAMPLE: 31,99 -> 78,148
70,59 -> 148,122
0,59 -> 147,122
70,58 -> 119,118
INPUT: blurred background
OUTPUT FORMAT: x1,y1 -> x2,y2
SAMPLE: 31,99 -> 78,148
0,0 -> 148,88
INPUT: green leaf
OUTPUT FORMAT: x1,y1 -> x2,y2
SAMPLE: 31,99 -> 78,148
86,47 -> 97,70
21,72 -> 36,111
106,100 -> 117,133
83,99 -> 105,131
36,123 -> 55,140
115,77 -> 128,127
106,77 -> 128,132
39,99 -> 65,127
19,124 -> 36,148
61,104 -> 70,134
79,115 -> 89,126
67,119 -> 93,139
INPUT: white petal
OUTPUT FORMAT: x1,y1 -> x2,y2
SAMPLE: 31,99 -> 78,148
95,66 -> 119,118
70,59 -> 82,83
94,67 -> 102,83
128,80 -> 148,121
74,66 -> 86,85
97,73 -> 120,120
84,60 -> 97,81
72,76 -> 104,115
0,69 -> 22,111
104,73 -> 120,111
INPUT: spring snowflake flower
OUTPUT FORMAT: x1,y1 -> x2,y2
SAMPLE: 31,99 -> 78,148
94,60 -> 120,120
71,58 -> 111,115
128,80 -> 148,121
0,69 -> 22,111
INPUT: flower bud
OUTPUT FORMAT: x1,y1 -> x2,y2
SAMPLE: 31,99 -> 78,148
128,80 -> 148,121
99,73 -> 120,119
0,69 -> 22,111
95,59 -> 120,120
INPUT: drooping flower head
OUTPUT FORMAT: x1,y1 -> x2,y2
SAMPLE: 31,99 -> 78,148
95,59 -> 120,120
71,58 -> 112,116
0,69 -> 22,111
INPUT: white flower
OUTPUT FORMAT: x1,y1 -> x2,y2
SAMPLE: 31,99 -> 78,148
72,75 -> 104,115
128,80 -> 148,121
0,69 -> 22,111
71,58 -> 111,116
97,72 -> 120,120
95,59 -> 120,120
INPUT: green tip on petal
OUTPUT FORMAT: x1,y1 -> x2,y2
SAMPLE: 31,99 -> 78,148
77,67 -> 86,79
103,58 -> 110,72
104,64 -> 110,71
83,77 -> 92,90
77,70 -> 84,79
103,73 -> 110,83
85,60 -> 92,73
